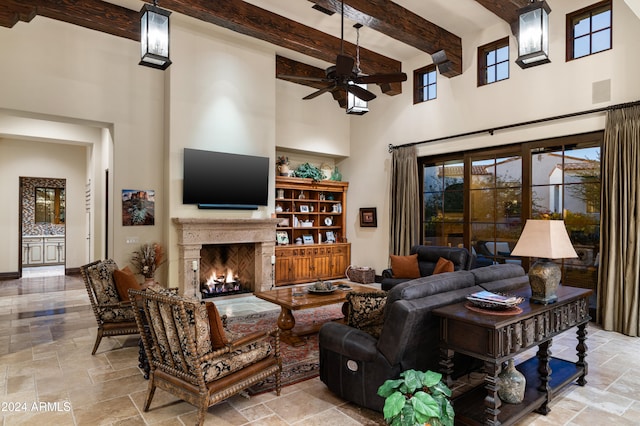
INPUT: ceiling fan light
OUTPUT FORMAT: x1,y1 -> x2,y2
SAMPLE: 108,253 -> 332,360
515,0 -> 551,69
347,82 -> 369,115
140,1 -> 172,70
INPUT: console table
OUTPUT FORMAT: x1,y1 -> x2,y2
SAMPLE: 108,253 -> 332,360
433,285 -> 591,426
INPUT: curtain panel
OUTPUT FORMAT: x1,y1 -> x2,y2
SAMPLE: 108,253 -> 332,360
598,106 -> 640,337
389,146 -> 420,257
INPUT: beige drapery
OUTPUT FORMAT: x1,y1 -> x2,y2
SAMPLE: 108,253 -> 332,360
598,105 -> 640,337
389,146 -> 420,256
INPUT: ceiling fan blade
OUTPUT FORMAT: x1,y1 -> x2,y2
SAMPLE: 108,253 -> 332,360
277,74 -> 331,83
355,72 -> 408,84
335,54 -> 355,77
347,84 -> 376,102
303,85 -> 336,100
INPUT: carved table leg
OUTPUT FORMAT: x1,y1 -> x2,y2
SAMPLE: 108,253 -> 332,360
576,323 -> 588,386
535,339 -> 552,415
484,360 -> 502,426
439,347 -> 455,388
277,306 -> 304,346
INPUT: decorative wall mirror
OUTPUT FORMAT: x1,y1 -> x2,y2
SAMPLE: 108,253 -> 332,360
35,187 -> 65,224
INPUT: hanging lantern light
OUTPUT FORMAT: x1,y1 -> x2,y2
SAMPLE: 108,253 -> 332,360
515,0 -> 551,69
139,0 -> 172,70
347,24 -> 368,115
346,82 -> 369,115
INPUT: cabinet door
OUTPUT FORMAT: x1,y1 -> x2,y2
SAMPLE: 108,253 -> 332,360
23,239 -> 44,264
291,248 -> 313,282
311,246 -> 332,280
330,245 -> 350,278
275,249 -> 295,286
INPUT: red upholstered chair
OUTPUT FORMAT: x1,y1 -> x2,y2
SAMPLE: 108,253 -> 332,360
129,288 -> 281,426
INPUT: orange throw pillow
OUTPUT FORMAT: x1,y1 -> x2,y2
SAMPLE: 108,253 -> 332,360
113,266 -> 142,301
390,254 -> 421,279
205,302 -> 228,350
433,257 -> 455,274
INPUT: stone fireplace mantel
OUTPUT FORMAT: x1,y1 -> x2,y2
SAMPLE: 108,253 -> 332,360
173,218 -> 280,297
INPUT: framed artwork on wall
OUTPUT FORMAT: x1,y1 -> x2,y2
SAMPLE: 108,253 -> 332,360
359,207 -> 377,228
122,189 -> 155,226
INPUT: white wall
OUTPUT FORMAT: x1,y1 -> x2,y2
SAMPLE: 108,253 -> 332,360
0,17 -> 164,274
344,0 -> 640,274
0,138 -> 87,270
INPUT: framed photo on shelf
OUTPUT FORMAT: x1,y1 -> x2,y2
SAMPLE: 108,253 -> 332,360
302,234 -> 314,244
359,207 -> 377,227
325,231 -> 336,243
299,205 -> 310,213
276,231 -> 289,245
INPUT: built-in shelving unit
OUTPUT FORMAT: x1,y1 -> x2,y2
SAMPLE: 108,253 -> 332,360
274,176 -> 350,286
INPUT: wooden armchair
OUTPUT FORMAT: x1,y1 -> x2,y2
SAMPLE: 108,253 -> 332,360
129,288 -> 281,426
80,259 -> 138,355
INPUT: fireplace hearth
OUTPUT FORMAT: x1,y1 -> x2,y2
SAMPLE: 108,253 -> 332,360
173,218 -> 280,298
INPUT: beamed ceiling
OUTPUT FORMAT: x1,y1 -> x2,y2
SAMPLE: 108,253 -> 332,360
0,0 -> 530,99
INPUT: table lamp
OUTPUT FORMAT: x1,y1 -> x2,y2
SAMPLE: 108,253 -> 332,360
510,219 -> 578,304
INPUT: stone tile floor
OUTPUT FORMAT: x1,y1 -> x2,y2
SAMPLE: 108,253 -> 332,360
1,272 -> 639,425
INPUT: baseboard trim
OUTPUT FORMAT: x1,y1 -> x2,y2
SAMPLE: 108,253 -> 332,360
0,272 -> 19,280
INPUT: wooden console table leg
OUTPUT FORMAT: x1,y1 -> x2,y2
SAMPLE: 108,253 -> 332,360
576,323 -> 589,386
483,360 -> 502,426
535,339 -> 552,415
439,347 -> 455,387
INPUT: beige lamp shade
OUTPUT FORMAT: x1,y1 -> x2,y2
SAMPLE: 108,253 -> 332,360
511,220 -> 578,259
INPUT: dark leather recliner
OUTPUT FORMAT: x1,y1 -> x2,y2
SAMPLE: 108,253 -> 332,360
381,245 -> 474,291
319,264 -> 529,412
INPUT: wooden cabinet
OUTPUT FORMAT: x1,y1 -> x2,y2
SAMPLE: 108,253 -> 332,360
274,244 -> 351,286
274,177 -> 351,286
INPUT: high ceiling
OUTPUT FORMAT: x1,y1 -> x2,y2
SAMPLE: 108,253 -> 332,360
0,0 -> 531,100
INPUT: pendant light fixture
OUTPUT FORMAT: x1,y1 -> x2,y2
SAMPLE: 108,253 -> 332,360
347,23 -> 369,115
139,0 -> 172,70
515,0 -> 551,69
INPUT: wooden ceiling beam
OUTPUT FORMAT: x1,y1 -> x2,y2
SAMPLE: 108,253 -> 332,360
474,0 -> 530,29
0,1 -> 37,28
158,0 -> 403,94
0,0 -> 139,40
308,0 -> 462,78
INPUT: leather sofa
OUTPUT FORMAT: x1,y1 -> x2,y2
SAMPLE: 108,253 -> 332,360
381,245 -> 475,291
319,264 -> 529,412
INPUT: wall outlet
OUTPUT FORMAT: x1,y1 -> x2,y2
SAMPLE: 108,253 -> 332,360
126,237 -> 139,244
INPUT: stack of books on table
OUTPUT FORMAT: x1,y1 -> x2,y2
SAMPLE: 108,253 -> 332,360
466,290 -> 521,308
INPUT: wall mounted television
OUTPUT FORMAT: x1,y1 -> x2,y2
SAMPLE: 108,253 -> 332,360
182,148 -> 269,209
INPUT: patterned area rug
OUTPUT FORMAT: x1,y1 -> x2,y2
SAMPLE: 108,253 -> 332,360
226,304 -> 344,395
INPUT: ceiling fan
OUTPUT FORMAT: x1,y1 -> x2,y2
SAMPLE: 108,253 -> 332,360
278,1 -> 407,104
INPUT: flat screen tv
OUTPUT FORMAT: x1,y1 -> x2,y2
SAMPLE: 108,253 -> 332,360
182,148 -> 269,209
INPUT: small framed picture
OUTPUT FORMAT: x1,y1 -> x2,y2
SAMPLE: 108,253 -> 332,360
325,231 -> 336,243
302,234 -> 314,244
359,207 -> 377,227
276,231 -> 289,245
299,205 -> 310,213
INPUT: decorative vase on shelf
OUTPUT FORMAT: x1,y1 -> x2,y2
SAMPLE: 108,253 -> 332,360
277,164 -> 290,176
498,358 -> 526,404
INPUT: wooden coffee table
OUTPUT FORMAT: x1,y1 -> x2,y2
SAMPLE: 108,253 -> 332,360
255,282 -> 381,346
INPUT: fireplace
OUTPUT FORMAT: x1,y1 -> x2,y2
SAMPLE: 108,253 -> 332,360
173,218 -> 280,298
199,243 -> 254,298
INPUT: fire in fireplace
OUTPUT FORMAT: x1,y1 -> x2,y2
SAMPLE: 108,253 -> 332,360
199,243 -> 254,298
200,269 -> 249,298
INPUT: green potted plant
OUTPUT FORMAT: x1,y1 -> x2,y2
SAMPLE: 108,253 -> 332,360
377,369 -> 454,426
